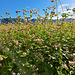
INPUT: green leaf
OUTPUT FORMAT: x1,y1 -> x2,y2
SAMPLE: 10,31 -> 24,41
0,55 -> 8,59
30,13 -> 32,17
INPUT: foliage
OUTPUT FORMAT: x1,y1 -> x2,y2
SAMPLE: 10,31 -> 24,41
0,0 -> 75,75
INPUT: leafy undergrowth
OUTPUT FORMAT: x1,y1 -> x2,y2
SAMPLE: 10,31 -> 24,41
0,23 -> 75,75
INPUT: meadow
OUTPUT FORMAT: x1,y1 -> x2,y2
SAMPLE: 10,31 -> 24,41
0,0 -> 75,75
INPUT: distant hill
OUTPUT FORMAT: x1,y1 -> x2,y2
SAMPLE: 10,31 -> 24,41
0,18 -> 74,24
0,19 -> 2,22
1,18 -> 24,24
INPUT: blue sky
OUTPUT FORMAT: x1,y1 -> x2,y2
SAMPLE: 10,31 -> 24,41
0,0 -> 75,19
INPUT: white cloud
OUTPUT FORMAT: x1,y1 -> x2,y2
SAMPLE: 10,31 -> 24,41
52,17 -> 57,19
48,3 -> 75,20
26,6 -> 30,8
58,4 -> 69,9
61,10 -> 73,14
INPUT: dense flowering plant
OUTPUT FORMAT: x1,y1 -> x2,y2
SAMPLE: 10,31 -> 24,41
0,0 -> 75,75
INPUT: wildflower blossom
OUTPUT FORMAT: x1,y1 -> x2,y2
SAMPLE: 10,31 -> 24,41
51,0 -> 54,2
69,61 -> 75,65
51,11 -> 55,15
17,73 -> 21,75
15,10 -> 21,13
33,39 -> 43,42
18,10 -> 21,13
25,17 -> 30,20
72,8 -> 75,12
5,11 -> 10,15
36,68 -> 39,71
0,56 -> 3,61
34,9 -> 36,11
36,11 -> 38,14
13,40 -> 19,45
22,9 -> 27,12
10,16 -> 11,19
23,12 -> 26,15
15,10 -> 18,13
29,10 -> 32,13
11,71 -> 16,75
47,46 -> 49,49
1,15 -> 3,18
43,9 -> 45,11
63,64 -> 68,69
7,48 -> 10,51
32,64 -> 35,68
66,7 -> 71,11
19,45 -> 21,47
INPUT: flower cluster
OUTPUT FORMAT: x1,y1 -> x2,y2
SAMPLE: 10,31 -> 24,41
5,11 -> 10,15
0,56 -> 3,61
69,61 -> 75,65
72,8 -> 75,12
13,40 -> 19,45
15,10 -> 21,13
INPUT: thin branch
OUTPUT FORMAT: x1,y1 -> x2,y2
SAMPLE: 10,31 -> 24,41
59,0 -> 63,12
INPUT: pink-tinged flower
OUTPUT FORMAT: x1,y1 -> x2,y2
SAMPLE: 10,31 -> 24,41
33,39 -> 43,42
36,68 -> 39,71
63,64 -> 68,69
11,71 -> 16,75
3,38 -> 5,40
0,56 -> 3,61
15,41 -> 19,45
13,40 -> 19,45
19,45 -> 21,47
47,46 -> 49,49
7,48 -> 10,51
69,61 -> 75,65
17,73 -> 21,75
32,64 -> 35,68
30,47 -> 33,49
13,40 -> 15,42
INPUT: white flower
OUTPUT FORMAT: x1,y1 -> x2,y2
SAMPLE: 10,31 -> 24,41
0,56 -> 3,61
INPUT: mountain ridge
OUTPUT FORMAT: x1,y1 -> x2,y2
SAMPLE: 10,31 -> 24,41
0,18 -> 74,24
